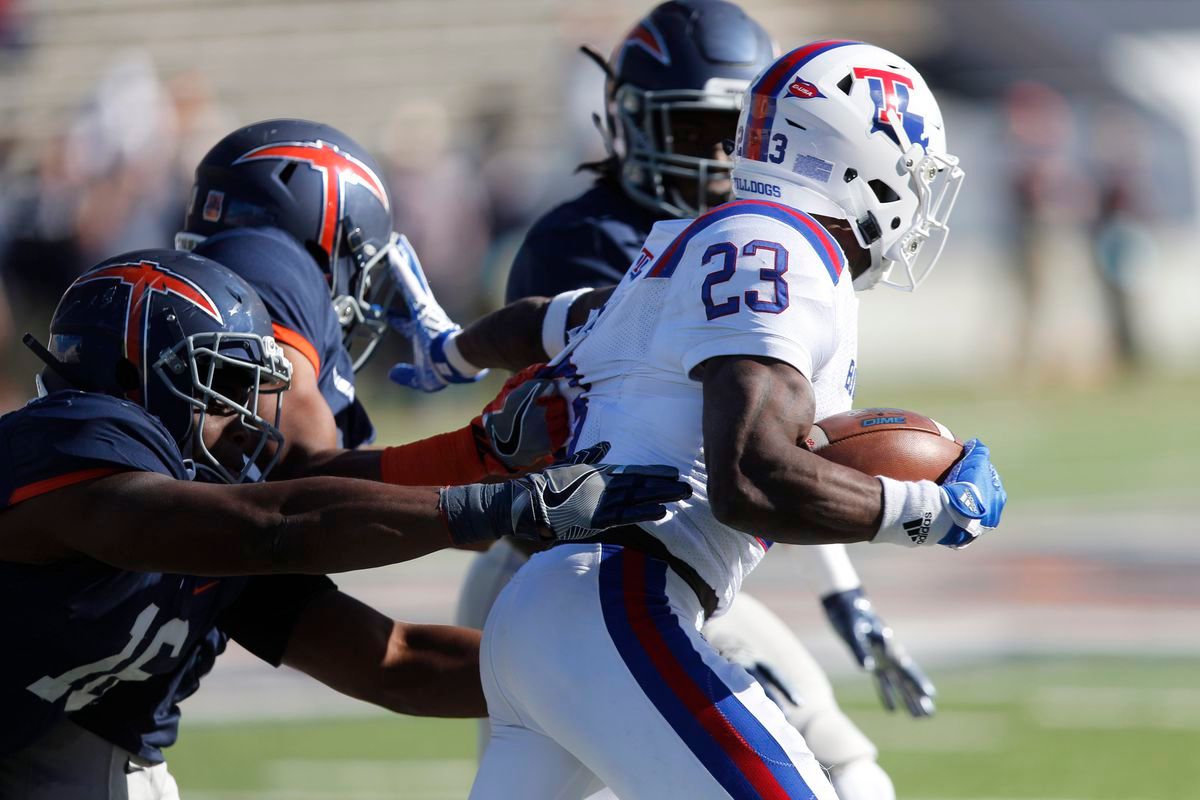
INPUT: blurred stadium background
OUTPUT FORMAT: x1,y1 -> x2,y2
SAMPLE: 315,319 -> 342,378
2,0 -> 1199,797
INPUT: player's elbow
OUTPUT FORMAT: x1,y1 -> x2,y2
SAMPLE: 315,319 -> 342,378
708,459 -> 770,532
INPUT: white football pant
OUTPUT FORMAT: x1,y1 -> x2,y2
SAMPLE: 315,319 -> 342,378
458,539 -> 891,800
469,543 -> 838,800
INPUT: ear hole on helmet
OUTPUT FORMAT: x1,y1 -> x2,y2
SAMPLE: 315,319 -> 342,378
837,74 -> 853,95
303,241 -> 330,272
115,358 -> 140,393
868,179 -> 901,203
279,162 -> 298,185
843,168 -> 858,183
891,217 -> 901,229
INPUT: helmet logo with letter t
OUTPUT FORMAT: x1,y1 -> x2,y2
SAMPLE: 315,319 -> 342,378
620,20 -> 671,67
233,140 -> 390,262
852,66 -> 929,152
72,260 -> 223,401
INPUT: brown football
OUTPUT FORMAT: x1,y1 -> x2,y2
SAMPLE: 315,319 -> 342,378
804,408 -> 963,482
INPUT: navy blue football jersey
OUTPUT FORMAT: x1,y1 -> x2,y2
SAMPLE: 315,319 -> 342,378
0,391 -> 336,762
194,227 -> 375,448
0,392 -> 248,761
505,180 -> 666,303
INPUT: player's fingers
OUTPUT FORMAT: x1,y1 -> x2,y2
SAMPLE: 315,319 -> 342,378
874,670 -> 898,713
567,442 -> 611,465
900,676 -> 935,718
602,503 -> 669,527
629,476 -> 693,504
388,363 -> 420,388
902,662 -> 937,700
611,464 -> 682,480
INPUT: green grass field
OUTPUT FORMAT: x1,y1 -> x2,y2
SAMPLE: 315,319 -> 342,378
170,656 -> 1200,799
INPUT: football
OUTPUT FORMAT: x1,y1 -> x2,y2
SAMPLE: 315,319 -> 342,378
804,408 -> 963,482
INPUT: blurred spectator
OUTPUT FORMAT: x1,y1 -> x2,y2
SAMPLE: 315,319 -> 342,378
1089,106 -> 1151,371
0,52 -> 183,309
1005,81 -> 1109,385
382,99 -> 493,320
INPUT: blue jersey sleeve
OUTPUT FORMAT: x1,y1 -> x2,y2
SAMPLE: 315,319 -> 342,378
193,227 -> 334,373
0,391 -> 187,508
194,227 -> 373,448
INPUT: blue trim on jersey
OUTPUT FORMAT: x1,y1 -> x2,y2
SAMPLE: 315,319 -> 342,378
599,546 -> 816,799
647,200 -> 843,285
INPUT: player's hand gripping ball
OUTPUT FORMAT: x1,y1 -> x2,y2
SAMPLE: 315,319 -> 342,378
806,408 -> 1007,548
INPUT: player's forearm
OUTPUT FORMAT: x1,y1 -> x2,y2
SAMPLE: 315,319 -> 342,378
302,425 -> 496,487
800,543 -> 863,596
454,287 -> 614,371
283,592 -> 486,718
455,296 -> 552,370
710,445 -> 884,544
374,623 -> 486,717
233,478 -> 452,574
77,473 -> 452,575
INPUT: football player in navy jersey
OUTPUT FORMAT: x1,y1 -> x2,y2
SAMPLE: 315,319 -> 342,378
176,118 -> 562,489
0,249 -> 688,799
389,4 -> 938,799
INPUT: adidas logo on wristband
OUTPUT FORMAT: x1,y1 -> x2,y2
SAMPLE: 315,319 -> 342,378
902,512 -> 934,544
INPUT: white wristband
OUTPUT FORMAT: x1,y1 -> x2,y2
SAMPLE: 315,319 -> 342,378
541,289 -> 592,359
442,331 -> 485,378
873,476 -> 950,547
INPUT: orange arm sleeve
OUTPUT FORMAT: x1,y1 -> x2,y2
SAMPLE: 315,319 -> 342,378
378,425 -> 489,487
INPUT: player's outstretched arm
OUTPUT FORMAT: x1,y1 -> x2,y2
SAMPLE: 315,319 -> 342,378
701,355 -> 1006,547
307,364 -> 570,485
0,454 -> 688,575
390,283 -> 615,385
281,590 -> 486,717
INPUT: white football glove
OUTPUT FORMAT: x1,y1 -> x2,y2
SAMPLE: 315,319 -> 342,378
386,234 -> 487,392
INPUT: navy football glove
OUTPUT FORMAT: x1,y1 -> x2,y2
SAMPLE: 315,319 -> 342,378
822,587 -> 936,717
439,442 -> 691,546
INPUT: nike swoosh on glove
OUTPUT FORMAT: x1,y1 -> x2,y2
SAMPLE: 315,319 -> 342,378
937,438 -> 1007,548
474,363 -> 568,474
438,442 -> 692,546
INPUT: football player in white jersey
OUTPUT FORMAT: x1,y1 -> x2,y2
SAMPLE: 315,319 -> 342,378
399,40 -> 1005,800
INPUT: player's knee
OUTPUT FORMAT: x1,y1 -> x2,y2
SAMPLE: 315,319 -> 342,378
829,757 -> 895,800
797,704 -> 878,775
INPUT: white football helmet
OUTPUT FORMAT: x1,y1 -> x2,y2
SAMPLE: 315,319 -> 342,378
731,40 -> 964,291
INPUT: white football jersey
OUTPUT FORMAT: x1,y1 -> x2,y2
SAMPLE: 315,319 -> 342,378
553,199 -> 859,614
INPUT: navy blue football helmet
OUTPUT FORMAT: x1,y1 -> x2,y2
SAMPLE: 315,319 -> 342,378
176,119 -> 400,371
598,0 -> 775,217
30,249 -> 292,483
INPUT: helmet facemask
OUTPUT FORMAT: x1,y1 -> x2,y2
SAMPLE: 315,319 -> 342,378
613,82 -> 745,218
154,330 -> 291,484
865,147 -> 964,291
334,229 -> 405,373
